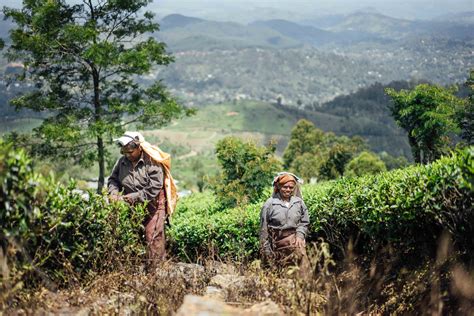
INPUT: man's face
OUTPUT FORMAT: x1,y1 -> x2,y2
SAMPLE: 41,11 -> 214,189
121,142 -> 141,162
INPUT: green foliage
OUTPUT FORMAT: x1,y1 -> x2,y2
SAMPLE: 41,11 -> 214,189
344,151 -> 387,177
0,141 -> 147,287
213,136 -> 281,208
169,147 -> 473,261
456,69 -> 474,145
458,146 -> 474,191
169,202 -> 261,260
386,83 -> 464,164
318,136 -> 366,180
283,119 -> 324,168
378,151 -> 409,170
3,0 -> 192,191
283,119 -> 366,182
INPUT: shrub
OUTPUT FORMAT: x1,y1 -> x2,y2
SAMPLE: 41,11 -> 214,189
0,141 -> 147,291
344,151 -> 387,177
169,147 -> 474,261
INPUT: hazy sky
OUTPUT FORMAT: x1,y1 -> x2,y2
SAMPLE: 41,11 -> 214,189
3,0 -> 473,22
151,0 -> 473,21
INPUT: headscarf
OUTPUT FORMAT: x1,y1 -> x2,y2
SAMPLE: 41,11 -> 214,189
272,172 -> 303,198
276,174 -> 296,186
118,132 -> 178,216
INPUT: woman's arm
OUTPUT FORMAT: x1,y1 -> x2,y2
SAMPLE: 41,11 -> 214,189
296,200 -> 310,240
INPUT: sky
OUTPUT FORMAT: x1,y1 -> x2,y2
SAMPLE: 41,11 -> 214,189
151,0 -> 474,21
2,0 -> 473,22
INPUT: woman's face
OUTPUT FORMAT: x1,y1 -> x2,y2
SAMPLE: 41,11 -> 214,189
279,181 -> 296,200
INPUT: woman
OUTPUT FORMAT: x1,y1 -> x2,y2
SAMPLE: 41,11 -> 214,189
260,172 -> 310,265
108,131 -> 177,268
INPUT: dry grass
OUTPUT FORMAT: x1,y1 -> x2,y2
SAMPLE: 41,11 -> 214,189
2,237 -> 473,314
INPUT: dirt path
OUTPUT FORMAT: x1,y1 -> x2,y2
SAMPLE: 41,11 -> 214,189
177,150 -> 197,160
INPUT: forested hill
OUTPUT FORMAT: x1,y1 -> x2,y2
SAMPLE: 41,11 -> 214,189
277,80 -> 469,159
1,12 -> 472,107
155,12 -> 474,51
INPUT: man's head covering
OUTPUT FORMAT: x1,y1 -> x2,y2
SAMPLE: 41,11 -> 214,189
114,131 -> 179,216
115,131 -> 145,146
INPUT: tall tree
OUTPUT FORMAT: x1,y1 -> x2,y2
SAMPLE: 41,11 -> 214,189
282,119 -> 324,168
283,119 -> 366,182
214,136 -> 281,208
344,151 -> 387,177
2,0 -> 192,191
385,84 -> 463,164
457,70 -> 474,145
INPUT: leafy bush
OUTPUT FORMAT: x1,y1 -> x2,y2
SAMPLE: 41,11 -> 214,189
169,147 -> 474,261
0,141 -> 147,289
309,147 -> 473,257
344,150 -> 387,177
283,119 -> 367,182
213,136 -> 281,208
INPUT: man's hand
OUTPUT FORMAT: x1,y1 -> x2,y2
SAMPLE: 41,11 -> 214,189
295,236 -> 306,248
109,194 -> 123,202
123,195 -> 134,204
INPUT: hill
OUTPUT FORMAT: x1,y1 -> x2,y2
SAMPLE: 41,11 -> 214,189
2,12 -> 472,109
154,17 -> 301,51
154,39 -> 471,107
433,11 -> 474,24
327,12 -> 416,39
155,13 -> 474,52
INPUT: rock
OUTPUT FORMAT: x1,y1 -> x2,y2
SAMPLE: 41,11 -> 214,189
175,262 -> 205,276
245,299 -> 285,315
204,286 -> 226,301
176,295 -> 284,316
209,274 -> 246,290
207,261 -> 239,275
154,262 -> 205,283
175,295 -> 241,316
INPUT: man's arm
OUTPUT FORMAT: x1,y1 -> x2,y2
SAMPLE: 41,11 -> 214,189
107,159 -> 122,197
124,163 -> 163,204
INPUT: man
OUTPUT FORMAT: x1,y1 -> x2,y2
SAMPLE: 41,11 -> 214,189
108,131 -> 168,267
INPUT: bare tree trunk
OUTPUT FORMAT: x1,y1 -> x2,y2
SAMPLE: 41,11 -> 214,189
91,65 -> 104,193
408,134 -> 421,163
97,136 -> 105,193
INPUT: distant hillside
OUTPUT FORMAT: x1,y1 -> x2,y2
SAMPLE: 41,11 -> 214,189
154,81 -> 426,159
155,37 -> 471,108
155,16 -> 302,51
300,14 -> 346,29
433,11 -> 474,24
250,20 -> 335,46
154,13 -> 474,53
159,14 -> 205,30
327,12 -> 415,39
327,12 -> 474,40
0,13 -> 14,41
267,81 -> 413,158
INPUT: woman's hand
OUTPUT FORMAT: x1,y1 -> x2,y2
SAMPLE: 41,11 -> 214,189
295,236 -> 306,248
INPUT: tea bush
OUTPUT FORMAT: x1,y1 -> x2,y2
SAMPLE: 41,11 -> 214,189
169,147 -> 474,261
0,142 -> 147,289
